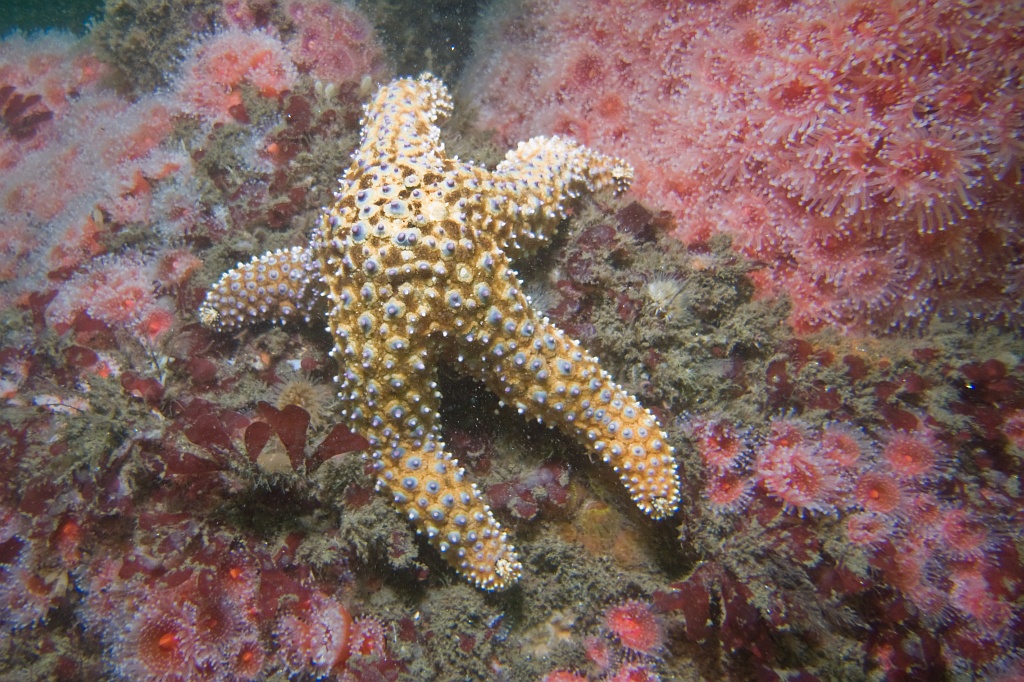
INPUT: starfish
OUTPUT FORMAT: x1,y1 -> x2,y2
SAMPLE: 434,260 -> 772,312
199,74 -> 680,590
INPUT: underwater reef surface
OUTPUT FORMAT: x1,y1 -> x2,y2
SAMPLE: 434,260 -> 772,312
0,1 -> 1021,680
464,0 -> 1024,334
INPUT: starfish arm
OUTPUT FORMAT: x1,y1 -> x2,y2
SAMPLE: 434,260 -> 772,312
355,73 -> 453,170
461,283 -> 680,520
335,329 -> 522,590
483,136 -> 634,258
198,246 -> 317,331
368,428 -> 522,591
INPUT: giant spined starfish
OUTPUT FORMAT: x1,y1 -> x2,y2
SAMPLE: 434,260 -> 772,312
200,74 -> 680,590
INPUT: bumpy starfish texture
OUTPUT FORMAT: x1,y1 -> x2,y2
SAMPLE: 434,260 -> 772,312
200,74 -> 681,590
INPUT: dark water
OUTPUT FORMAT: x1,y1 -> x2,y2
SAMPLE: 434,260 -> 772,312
0,0 -> 102,35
